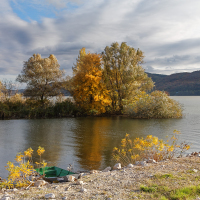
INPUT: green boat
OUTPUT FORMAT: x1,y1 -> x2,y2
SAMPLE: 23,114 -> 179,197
35,166 -> 76,183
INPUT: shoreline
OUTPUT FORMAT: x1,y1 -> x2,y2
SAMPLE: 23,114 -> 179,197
1,156 -> 200,199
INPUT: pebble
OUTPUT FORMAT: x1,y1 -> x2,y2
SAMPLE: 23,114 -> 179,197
127,163 -> 134,168
1,157 -> 200,200
80,188 -> 87,193
90,170 -> 99,174
45,193 -> 56,199
102,167 -> 111,172
34,180 -> 48,187
68,175 -> 76,182
113,163 -> 121,170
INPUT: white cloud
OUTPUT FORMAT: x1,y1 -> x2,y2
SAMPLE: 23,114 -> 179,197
1,0 -> 200,81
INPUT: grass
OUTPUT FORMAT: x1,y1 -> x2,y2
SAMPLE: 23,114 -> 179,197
138,169 -> 200,200
140,184 -> 200,200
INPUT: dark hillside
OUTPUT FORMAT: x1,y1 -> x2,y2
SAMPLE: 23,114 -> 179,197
147,71 -> 200,96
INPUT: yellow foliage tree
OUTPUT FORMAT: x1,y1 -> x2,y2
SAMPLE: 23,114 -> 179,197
71,48 -> 111,114
16,54 -> 65,100
102,42 -> 154,113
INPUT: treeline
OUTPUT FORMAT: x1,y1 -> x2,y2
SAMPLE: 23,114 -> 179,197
0,42 -> 183,119
0,94 -> 79,119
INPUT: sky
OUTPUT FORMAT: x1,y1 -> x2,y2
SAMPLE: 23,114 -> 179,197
1,0 -> 200,83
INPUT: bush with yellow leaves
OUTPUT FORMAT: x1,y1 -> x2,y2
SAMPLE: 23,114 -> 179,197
0,146 -> 46,189
113,130 -> 190,166
124,90 -> 183,118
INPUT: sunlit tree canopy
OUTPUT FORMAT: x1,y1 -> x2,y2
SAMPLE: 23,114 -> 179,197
16,54 -> 65,100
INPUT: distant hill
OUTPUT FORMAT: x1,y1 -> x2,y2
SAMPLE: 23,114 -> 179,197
147,71 -> 200,96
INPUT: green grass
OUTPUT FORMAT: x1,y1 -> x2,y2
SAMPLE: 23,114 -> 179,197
154,173 -> 173,179
140,184 -> 200,200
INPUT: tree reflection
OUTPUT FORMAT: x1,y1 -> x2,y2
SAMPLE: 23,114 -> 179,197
73,117 -> 110,170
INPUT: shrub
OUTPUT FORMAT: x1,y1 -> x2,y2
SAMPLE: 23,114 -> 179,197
112,130 -> 190,166
124,90 -> 183,118
0,147 -> 46,189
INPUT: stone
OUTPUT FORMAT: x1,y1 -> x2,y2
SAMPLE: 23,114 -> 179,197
191,152 -> 198,156
67,175 -> 76,182
193,169 -> 198,173
90,170 -> 99,174
113,163 -> 121,170
76,180 -> 84,185
135,161 -> 140,165
10,188 -> 18,192
52,186 -> 59,189
140,161 -> 147,166
45,193 -> 56,199
80,188 -> 87,193
147,159 -> 157,163
1,195 -> 11,200
65,186 -> 71,191
78,173 -> 84,179
127,163 -> 134,168
102,167 -> 111,172
34,180 -> 48,187
62,197 -> 67,200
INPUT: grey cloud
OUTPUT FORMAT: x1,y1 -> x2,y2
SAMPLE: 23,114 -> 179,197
154,38 -> 200,56
1,0 -> 200,80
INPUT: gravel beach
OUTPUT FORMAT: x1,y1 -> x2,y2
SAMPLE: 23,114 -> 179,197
1,156 -> 200,200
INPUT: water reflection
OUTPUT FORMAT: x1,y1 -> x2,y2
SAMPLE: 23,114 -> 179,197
23,119 -> 64,166
72,117 -> 110,170
0,97 -> 200,178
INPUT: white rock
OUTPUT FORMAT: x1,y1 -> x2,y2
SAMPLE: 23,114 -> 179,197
193,169 -> 198,173
127,164 -> 134,168
80,188 -> 87,193
147,159 -> 157,163
90,170 -> 99,174
68,175 -> 76,182
113,163 -> 121,170
140,161 -> 147,166
62,197 -> 67,200
45,193 -> 55,199
34,180 -> 48,187
102,167 -> 111,172
76,180 -> 84,185
1,195 -> 11,200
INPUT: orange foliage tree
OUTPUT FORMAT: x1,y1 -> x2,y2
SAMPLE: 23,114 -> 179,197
71,48 -> 111,114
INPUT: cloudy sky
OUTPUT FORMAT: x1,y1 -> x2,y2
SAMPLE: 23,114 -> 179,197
1,0 -> 200,82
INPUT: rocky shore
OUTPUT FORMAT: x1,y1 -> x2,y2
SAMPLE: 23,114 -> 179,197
1,155 -> 200,200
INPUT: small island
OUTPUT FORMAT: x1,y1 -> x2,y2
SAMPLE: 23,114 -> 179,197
0,42 -> 182,120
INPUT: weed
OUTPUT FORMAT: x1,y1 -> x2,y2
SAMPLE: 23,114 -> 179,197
140,185 -> 158,193
112,130 -> 190,166
0,146 -> 46,189
155,174 -> 173,179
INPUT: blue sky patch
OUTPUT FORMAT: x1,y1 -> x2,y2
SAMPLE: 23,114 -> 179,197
10,1 -> 79,22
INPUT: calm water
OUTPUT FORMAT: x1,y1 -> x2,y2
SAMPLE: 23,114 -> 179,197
0,96 -> 199,179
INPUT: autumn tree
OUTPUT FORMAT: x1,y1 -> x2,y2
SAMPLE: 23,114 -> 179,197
71,48 -> 111,114
0,80 -> 6,101
16,54 -> 65,100
102,42 -> 154,113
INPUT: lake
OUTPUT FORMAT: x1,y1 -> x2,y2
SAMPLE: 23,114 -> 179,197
0,96 -> 199,179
